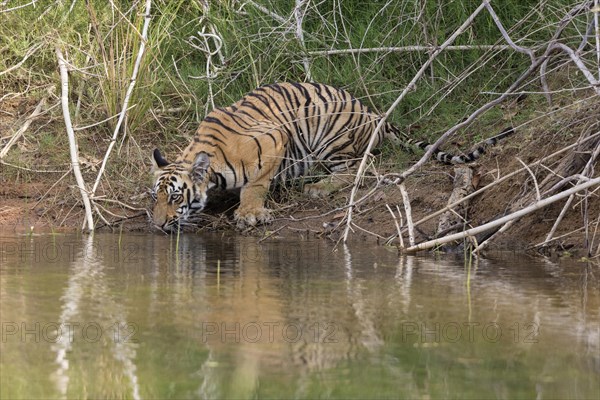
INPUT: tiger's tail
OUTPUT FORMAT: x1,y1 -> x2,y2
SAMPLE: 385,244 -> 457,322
384,123 -> 515,165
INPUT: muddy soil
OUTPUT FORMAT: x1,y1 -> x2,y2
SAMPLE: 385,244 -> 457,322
1,97 -> 598,257
1,151 -> 596,257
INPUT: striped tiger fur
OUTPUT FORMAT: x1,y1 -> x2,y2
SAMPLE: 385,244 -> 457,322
151,82 -> 514,231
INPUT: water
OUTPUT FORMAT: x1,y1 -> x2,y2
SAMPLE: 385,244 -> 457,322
0,232 -> 598,399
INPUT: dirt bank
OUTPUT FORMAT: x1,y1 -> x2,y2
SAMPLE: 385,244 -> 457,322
1,96 -> 598,257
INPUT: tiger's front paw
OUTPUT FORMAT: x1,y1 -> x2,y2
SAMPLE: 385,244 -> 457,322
234,207 -> 273,229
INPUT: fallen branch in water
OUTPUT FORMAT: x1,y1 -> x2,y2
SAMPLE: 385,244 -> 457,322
56,47 -> 94,232
404,177 -> 600,253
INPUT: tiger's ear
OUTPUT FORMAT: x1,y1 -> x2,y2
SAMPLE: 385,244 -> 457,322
191,152 -> 211,182
152,148 -> 170,171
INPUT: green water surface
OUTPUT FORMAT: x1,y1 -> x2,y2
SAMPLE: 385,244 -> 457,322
0,233 -> 598,399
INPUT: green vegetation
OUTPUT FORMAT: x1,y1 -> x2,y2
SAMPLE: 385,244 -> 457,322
0,0 -> 591,200
0,0 -> 572,138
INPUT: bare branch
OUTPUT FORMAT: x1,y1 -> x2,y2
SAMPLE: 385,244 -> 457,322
398,184 -> 415,246
56,47 -> 94,232
294,0 -> 311,80
91,0 -> 152,196
0,91 -> 49,159
343,1 -> 488,243
0,0 -> 38,13
0,43 -> 43,77
405,177 -> 600,253
307,44 -> 513,56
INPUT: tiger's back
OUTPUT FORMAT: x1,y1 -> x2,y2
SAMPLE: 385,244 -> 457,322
185,82 -> 391,184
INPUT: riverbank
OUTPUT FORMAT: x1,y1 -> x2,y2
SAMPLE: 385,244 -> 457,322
2,95 -> 598,257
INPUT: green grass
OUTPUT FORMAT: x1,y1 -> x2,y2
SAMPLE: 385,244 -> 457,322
0,0 -> 583,189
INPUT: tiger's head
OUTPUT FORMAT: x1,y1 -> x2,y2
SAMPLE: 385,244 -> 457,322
150,148 -> 213,231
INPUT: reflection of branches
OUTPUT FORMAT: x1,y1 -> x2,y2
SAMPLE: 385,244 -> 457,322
52,236 -> 142,398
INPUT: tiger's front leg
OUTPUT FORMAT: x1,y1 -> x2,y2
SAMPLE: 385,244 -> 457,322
234,182 -> 273,229
233,129 -> 286,229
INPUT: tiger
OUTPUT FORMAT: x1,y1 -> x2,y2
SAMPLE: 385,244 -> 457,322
150,82 -> 514,231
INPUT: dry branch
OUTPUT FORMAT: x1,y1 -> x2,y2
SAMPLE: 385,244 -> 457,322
0,43 -> 43,77
437,167 -> 474,235
0,92 -> 49,159
405,177 -> 600,253
56,47 -> 94,232
594,0 -> 600,79
349,1 -> 599,245
543,129 -> 600,244
407,131 -> 600,231
385,204 -> 404,248
307,45 -> 513,56
342,1 -> 488,243
398,184 -> 415,246
91,0 -> 152,196
294,0 -> 311,80
0,0 -> 38,13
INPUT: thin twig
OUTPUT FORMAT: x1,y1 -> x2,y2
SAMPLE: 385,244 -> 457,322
56,47 -> 94,232
0,160 -> 67,173
473,220 -> 516,254
0,43 -> 43,77
594,0 -> 600,79
483,0 -> 536,63
0,0 -> 38,13
73,105 -> 136,131
0,93 -> 49,159
307,44 -> 513,56
385,204 -> 404,248
91,0 -> 152,196
33,168 -> 72,208
544,131 -> 600,243
294,0 -> 311,80
516,157 -> 541,201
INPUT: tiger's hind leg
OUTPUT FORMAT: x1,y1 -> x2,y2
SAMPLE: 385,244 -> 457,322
303,165 -> 359,198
